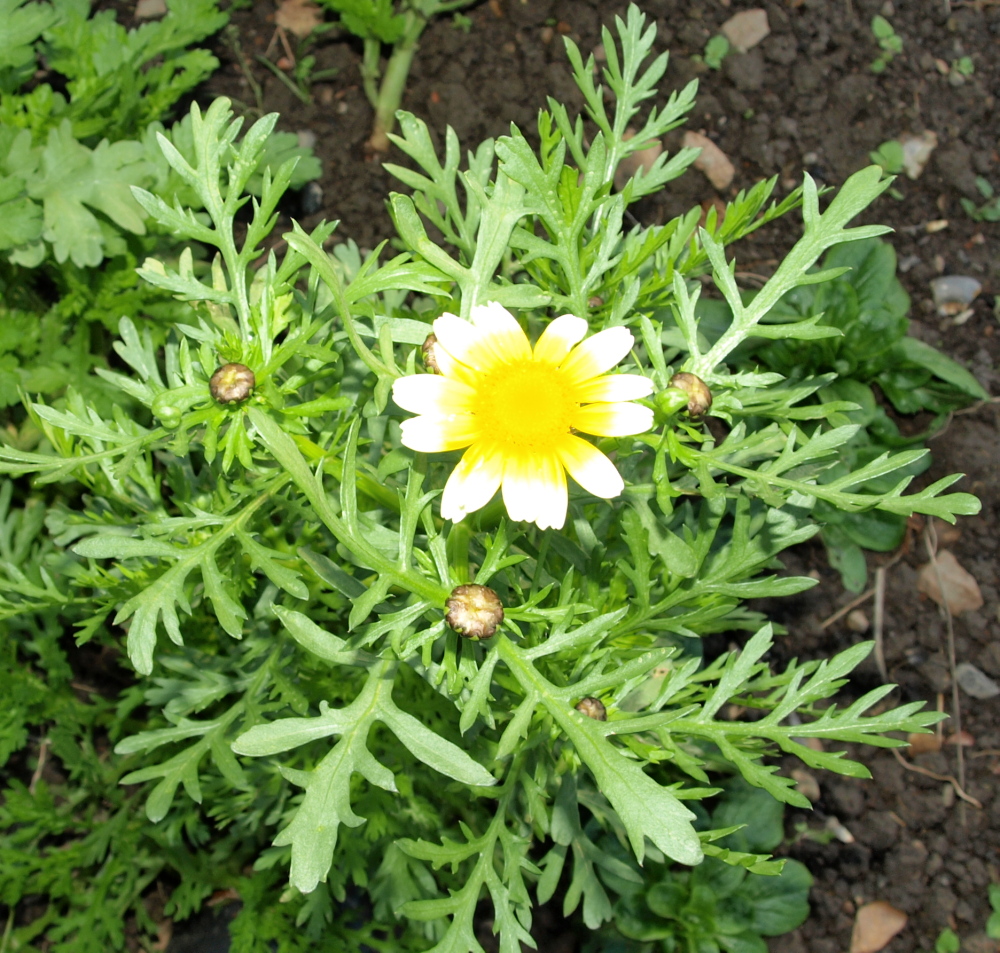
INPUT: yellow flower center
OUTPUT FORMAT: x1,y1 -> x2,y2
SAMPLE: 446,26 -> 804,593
473,360 -> 576,450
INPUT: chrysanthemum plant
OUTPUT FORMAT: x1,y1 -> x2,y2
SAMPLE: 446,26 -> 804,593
2,5 -> 977,948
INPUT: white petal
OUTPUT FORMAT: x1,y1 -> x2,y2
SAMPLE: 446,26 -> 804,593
497,452 -> 569,529
533,314 -> 588,365
471,301 -> 531,363
433,313 -> 494,372
399,414 -> 478,453
534,453 -> 568,530
392,374 -> 475,415
433,343 -> 477,387
501,455 -> 539,525
440,443 -> 503,521
556,435 -> 624,499
560,326 -> 635,383
574,402 -> 654,437
573,373 -> 654,403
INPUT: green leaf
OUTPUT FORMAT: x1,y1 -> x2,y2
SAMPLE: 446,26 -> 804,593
497,637 -> 703,867
232,660 -> 495,893
322,0 -> 405,43
892,337 -> 988,400
22,121 -> 151,266
379,704 -> 496,788
743,859 -> 812,935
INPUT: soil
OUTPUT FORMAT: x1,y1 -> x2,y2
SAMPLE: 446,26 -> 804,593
182,0 -> 1000,950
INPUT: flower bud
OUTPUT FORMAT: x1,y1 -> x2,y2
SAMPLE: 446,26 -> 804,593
210,363 -> 255,404
421,334 -> 441,374
155,404 -> 182,430
668,372 -> 713,416
654,388 -> 690,417
445,584 -> 504,640
575,696 -> 607,721
151,391 -> 183,430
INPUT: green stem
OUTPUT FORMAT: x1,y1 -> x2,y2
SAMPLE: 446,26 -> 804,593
292,433 -> 400,512
494,634 -> 559,700
283,227 -> 390,378
255,54 -> 312,105
368,11 -> 426,152
360,37 -> 382,109
249,407 -> 449,605
446,520 -> 471,584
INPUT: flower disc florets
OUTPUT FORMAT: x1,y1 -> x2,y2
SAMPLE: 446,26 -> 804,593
445,584 -> 504,640
391,303 -> 655,529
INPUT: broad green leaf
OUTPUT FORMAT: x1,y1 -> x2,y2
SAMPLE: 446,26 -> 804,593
892,336 -> 989,399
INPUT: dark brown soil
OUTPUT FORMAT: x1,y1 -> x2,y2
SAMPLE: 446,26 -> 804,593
197,0 -> 1000,950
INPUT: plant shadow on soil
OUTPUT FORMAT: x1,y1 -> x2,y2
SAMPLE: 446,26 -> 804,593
162,0 -> 1000,950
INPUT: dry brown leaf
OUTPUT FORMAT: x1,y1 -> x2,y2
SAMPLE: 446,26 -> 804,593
275,0 -> 322,39
906,731 -> 942,756
851,901 -> 908,953
945,730 -> 975,746
916,549 -> 983,615
683,131 -> 735,190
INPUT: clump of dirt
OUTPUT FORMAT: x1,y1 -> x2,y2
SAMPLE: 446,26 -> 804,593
198,1 -> 1000,950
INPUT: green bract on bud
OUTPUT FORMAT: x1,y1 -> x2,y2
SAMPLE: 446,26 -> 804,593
575,696 -> 607,721
210,363 -> 255,404
421,333 -> 441,374
445,584 -> 504,640
151,391 -> 183,430
667,372 -> 713,416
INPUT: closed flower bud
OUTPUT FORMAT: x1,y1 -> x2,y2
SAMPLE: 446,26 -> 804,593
445,584 -> 504,640
210,363 -> 255,403
668,372 -> 713,416
421,334 -> 441,374
654,387 -> 690,417
155,404 -> 182,430
575,696 -> 607,721
151,391 -> 183,430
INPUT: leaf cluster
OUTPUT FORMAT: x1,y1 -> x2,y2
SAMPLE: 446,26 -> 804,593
0,0 -> 227,142
728,237 -> 988,591
597,781 -> 812,952
0,0 -> 318,268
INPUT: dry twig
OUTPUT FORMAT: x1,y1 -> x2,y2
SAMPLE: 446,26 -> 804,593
820,586 -> 876,629
924,524 -> 967,823
891,748 -> 981,808
873,566 -> 888,682
29,736 -> 50,795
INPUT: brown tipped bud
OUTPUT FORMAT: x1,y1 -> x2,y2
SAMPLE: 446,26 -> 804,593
210,363 -> 255,403
668,372 -> 713,416
445,584 -> 504,640
587,296 -> 604,309
421,334 -> 441,374
575,697 -> 607,721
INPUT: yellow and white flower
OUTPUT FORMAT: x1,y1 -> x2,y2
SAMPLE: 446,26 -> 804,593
391,302 -> 654,530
